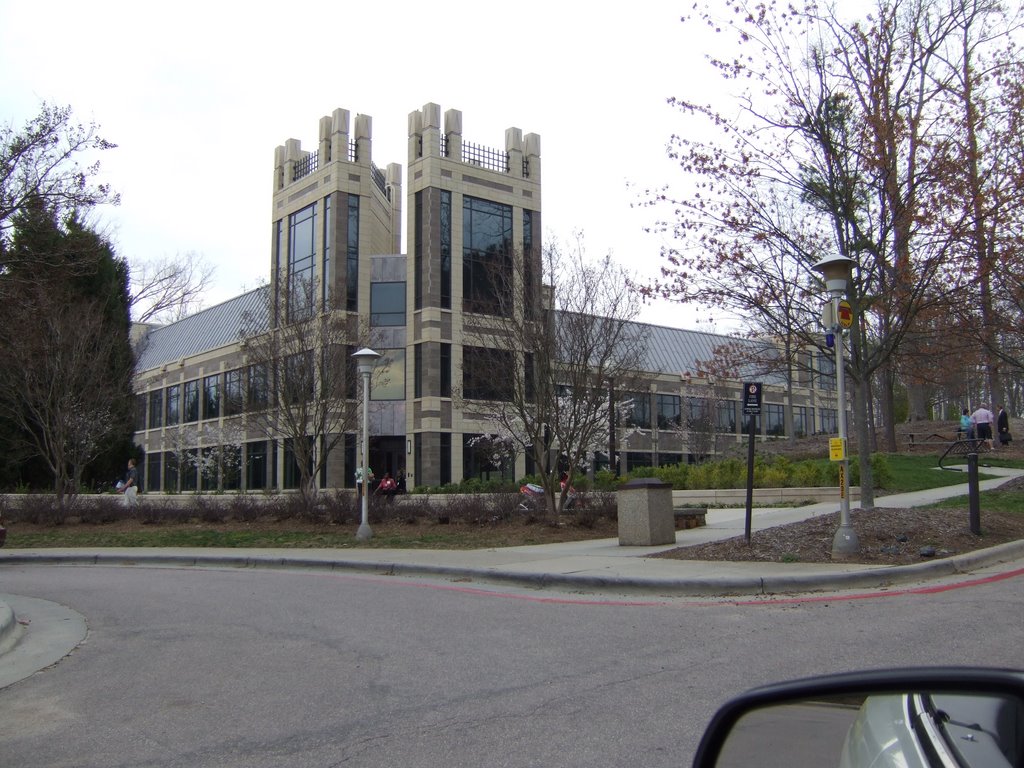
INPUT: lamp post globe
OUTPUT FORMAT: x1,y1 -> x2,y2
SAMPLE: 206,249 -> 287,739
812,256 -> 859,558
351,348 -> 381,542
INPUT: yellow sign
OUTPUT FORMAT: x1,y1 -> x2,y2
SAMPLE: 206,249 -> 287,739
829,437 -> 846,461
837,300 -> 854,329
838,463 -> 846,499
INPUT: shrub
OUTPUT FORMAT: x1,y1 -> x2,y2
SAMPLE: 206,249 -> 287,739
871,454 -> 894,488
137,502 -> 193,525
78,497 -> 126,524
711,459 -> 744,489
225,494 -> 268,523
789,460 -> 826,487
652,463 -> 689,489
592,470 -> 622,491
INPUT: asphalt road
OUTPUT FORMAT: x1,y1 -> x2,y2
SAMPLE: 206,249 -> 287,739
0,564 -> 1022,767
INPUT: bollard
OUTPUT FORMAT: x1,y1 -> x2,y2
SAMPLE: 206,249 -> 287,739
617,478 -> 676,546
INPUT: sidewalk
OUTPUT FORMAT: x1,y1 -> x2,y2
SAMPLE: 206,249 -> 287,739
2,468 -> 1024,688
2,467 -> 1023,600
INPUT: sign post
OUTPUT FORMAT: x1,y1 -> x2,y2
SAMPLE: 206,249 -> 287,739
742,382 -> 762,544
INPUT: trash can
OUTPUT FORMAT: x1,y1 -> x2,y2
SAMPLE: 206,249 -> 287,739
617,477 -> 676,546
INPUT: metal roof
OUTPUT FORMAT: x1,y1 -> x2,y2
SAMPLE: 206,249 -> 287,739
637,320 -> 787,385
134,287 -> 268,372
135,289 -> 785,385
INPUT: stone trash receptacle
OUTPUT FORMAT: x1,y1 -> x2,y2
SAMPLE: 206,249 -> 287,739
617,477 -> 676,546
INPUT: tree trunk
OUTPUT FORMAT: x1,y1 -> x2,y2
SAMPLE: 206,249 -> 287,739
852,377 -> 875,510
879,360 -> 898,452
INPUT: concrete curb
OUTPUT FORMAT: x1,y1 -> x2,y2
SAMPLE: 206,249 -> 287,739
2,538 -> 1023,597
0,598 -> 20,655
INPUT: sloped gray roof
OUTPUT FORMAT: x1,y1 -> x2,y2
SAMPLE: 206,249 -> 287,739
637,320 -> 787,385
134,287 -> 268,372
134,288 -> 785,386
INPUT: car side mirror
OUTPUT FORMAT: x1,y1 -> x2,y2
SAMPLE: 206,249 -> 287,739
692,668 -> 1024,768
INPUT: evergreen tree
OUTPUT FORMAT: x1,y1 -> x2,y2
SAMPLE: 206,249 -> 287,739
0,200 -> 136,502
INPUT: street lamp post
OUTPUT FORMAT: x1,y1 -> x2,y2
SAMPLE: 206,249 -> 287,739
352,347 -> 381,542
812,255 -> 859,558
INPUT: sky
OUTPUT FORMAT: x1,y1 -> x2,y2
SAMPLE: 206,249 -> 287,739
0,0 -> 731,331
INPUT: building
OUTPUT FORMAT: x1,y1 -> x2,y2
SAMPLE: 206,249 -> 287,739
132,103 -> 840,494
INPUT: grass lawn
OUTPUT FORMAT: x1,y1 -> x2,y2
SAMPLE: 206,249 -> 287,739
877,453 -> 1023,492
924,489 -> 1024,515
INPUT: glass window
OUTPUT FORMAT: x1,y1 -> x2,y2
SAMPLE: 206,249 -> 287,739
439,432 -> 451,486
203,374 -> 220,420
224,370 -> 243,416
687,397 -> 712,427
625,452 -> 653,471
371,282 -> 405,326
716,401 -> 737,433
283,438 -> 310,490
371,349 -> 406,401
463,347 -> 513,401
414,344 -> 423,399
288,203 -> 316,322
247,365 -> 268,410
166,384 -> 180,426
793,406 -> 812,438
819,408 -> 838,434
522,209 -> 536,319
183,380 -> 200,423
163,451 -> 179,492
624,392 -> 651,429
285,352 -> 314,404
145,453 -> 161,493
136,394 -> 147,432
766,403 -> 786,436
817,353 -> 836,390
463,434 -> 514,482
246,441 -> 268,490
347,195 -> 359,312
148,390 -> 163,429
199,446 -> 217,491
463,196 -> 512,315
524,352 -> 535,403
414,191 -> 423,309
440,190 -> 451,309
440,343 -> 451,398
180,449 -> 198,492
322,193 -> 331,310
658,453 -> 683,467
657,394 -> 681,429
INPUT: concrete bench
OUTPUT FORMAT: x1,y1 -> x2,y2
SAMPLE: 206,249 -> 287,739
674,509 -> 707,529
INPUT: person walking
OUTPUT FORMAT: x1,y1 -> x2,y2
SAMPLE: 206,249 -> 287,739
996,404 -> 1012,447
971,404 -> 995,449
119,458 -> 139,507
959,408 -> 973,440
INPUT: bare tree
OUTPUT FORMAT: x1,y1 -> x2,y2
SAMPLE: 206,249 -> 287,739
0,283 -> 133,506
643,0 -> 1021,506
458,235 -> 648,516
130,251 -> 215,323
1,103 -> 118,262
239,278 -> 375,509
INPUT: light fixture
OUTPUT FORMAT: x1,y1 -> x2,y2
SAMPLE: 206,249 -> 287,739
352,347 -> 381,542
812,255 -> 858,558
812,254 -> 855,298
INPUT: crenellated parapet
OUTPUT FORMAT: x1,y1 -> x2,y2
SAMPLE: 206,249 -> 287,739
274,107 -> 392,194
407,102 -> 540,180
